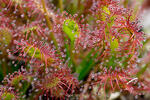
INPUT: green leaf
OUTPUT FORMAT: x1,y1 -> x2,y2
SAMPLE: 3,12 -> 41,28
64,39 -> 72,67
110,38 -> 119,52
62,19 -> 80,41
77,49 -> 99,80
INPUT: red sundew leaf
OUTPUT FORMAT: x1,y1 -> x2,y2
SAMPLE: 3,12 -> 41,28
0,86 -> 19,99
34,67 -> 79,99
0,0 -> 49,26
13,40 -> 59,68
93,67 -> 150,95
2,69 -> 27,86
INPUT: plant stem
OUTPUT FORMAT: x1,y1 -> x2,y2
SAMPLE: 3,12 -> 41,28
1,61 -> 7,77
59,0 -> 63,13
78,0 -> 81,10
70,41 -> 76,71
41,0 -> 52,30
41,0 -> 59,50
123,0 -> 129,8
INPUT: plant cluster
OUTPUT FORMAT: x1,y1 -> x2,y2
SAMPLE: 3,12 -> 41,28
0,0 -> 150,100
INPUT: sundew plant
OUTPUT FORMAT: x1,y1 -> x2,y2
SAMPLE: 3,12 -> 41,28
0,0 -> 150,100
